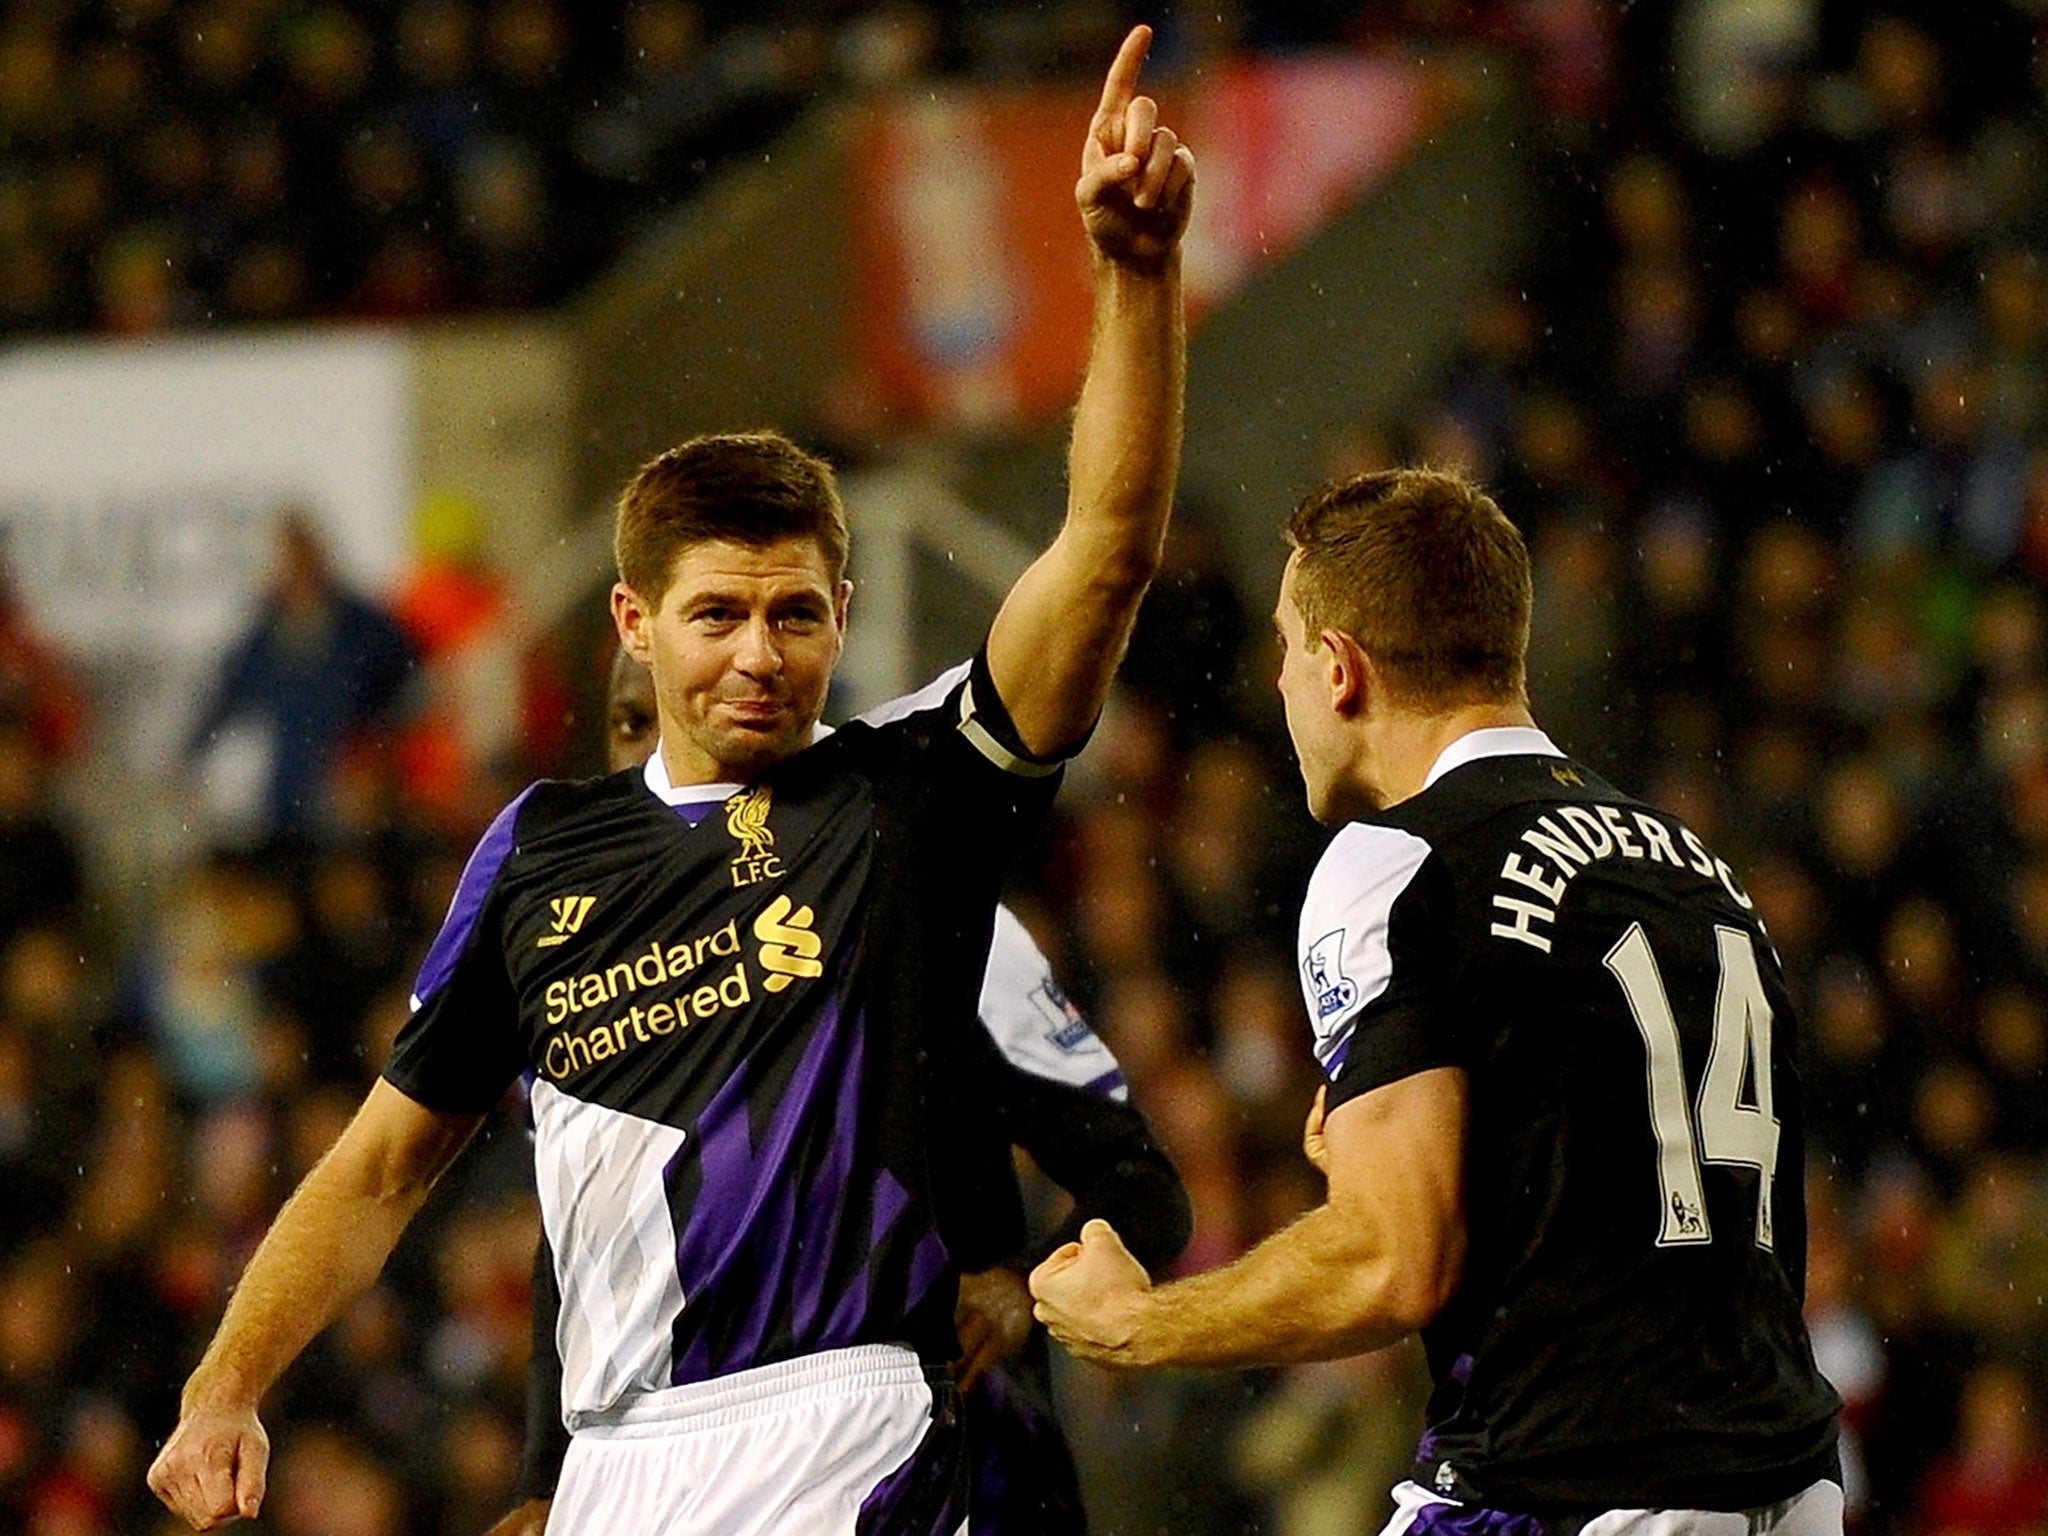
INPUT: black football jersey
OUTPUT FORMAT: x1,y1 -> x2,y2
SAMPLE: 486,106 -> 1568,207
1296,728 -> 1840,1512
384,656 -> 1058,1426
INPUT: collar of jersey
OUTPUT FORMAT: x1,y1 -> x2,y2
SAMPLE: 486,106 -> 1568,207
1422,725 -> 1565,790
640,723 -> 840,808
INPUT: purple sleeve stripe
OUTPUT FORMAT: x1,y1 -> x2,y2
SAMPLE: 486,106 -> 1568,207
1323,1036 -> 1351,1079
412,784 -> 537,1006
1083,1068 -> 1127,1098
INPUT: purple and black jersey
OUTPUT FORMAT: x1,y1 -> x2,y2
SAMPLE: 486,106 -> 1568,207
1298,728 -> 1840,1514
385,656 -> 1060,1427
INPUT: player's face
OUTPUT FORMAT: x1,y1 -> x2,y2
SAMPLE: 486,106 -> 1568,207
1274,555 -> 1356,825
606,654 -> 660,773
613,535 -> 850,785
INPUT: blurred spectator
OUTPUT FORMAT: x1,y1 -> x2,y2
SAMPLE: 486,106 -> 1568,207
1927,1154 -> 2048,1353
0,564 -> 88,765
1916,1361 -> 2048,1536
1118,511 -> 1251,741
184,512 -> 416,843
1233,1347 -> 1430,1536
120,854 -> 288,1104
390,490 -> 570,836
0,723 -> 83,948
265,1423 -> 408,1536
1806,1185 -> 1881,1529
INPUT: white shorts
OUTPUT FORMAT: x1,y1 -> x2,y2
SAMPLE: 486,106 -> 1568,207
1380,1476 -> 1845,1536
547,1344 -> 967,1536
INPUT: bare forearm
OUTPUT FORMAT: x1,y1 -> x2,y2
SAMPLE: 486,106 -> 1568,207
184,1162 -> 428,1406
1036,1072 -> 1466,1375
182,1089 -> 475,1410
987,257 -> 1184,755
1068,254 -> 1185,580
1122,1203 -> 1430,1370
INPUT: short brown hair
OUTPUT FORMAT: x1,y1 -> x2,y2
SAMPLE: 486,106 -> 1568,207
614,431 -> 850,600
1284,467 -> 1530,708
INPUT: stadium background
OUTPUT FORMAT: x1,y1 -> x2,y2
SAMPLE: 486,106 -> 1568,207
2,1 -> 2045,1532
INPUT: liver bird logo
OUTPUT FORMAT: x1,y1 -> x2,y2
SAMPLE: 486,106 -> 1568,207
724,787 -> 775,861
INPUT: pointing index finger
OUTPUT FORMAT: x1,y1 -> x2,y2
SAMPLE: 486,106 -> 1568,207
1092,25 -> 1153,140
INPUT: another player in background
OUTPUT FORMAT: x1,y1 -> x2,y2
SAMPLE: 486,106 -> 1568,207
480,653 -> 1190,1536
1032,468 -> 1844,1535
149,28 -> 1192,1534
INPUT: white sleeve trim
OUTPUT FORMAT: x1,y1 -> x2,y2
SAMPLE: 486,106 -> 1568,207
1297,823 -> 1434,1079
853,660 -> 973,728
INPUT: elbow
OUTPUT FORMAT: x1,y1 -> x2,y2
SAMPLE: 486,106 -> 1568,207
1331,1228 -> 1463,1344
1375,1264 -> 1457,1337
1067,523 -> 1167,604
1377,1230 -> 1464,1336
1086,551 -> 1162,613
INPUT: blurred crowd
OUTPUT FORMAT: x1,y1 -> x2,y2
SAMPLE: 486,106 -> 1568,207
7,2 -> 2048,1535
0,0 -> 1500,336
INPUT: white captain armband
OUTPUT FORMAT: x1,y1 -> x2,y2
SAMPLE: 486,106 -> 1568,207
958,657 -> 1063,778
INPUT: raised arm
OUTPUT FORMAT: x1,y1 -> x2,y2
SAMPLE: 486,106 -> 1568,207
1029,1067 -> 1467,1369
984,24 -> 1194,759
147,1079 -> 481,1529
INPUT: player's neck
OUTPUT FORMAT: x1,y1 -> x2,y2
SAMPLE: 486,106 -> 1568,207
1365,701 -> 1539,809
657,734 -> 729,790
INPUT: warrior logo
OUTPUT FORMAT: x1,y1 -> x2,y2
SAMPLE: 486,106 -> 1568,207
724,787 -> 783,887
537,895 -> 596,948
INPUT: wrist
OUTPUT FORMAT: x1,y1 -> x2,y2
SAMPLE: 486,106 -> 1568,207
181,1363 -> 261,1416
1115,1287 -> 1166,1368
1093,246 -> 1183,285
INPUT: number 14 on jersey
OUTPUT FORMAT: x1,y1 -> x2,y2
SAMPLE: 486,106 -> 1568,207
1605,923 -> 1780,1251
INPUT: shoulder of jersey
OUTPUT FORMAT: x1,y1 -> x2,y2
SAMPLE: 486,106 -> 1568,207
511,771 -> 658,842
1302,818 -> 1439,925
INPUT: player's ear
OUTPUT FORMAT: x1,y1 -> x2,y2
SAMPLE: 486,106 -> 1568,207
834,579 -> 853,633
612,581 -> 655,664
1323,628 -> 1369,717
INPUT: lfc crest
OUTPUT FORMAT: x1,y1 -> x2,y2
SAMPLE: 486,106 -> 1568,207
724,787 -> 784,887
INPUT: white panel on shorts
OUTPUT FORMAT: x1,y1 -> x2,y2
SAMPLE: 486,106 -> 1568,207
1576,1482 -> 1845,1536
977,905 -> 1124,1098
530,1080 -> 690,1424
1296,822 -> 1434,1078
547,1344 -> 960,1536
1376,1479 -> 1844,1536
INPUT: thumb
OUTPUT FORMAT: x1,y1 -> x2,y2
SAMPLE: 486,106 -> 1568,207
234,1435 -> 269,1520
1081,1218 -> 1118,1245
1030,1242 -> 1082,1288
